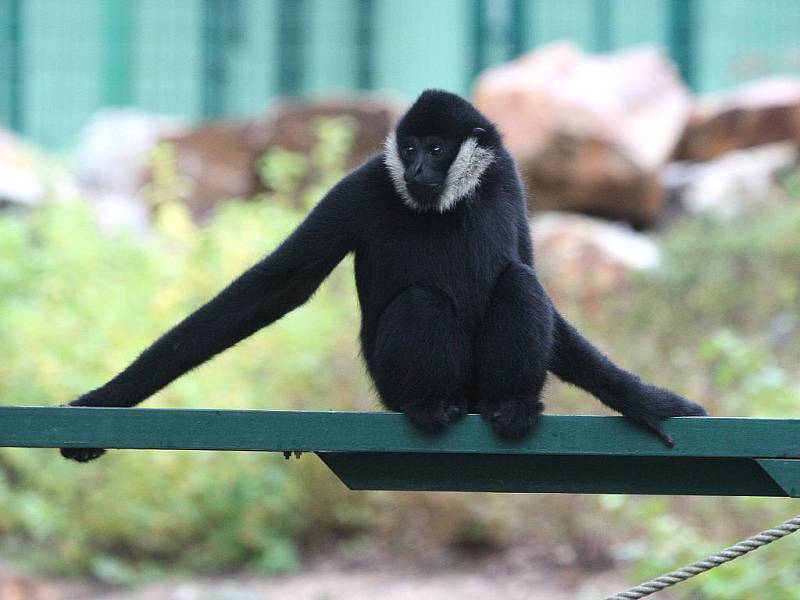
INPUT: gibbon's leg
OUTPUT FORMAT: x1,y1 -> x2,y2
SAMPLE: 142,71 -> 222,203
549,312 -> 707,446
369,285 -> 471,433
476,262 -> 554,439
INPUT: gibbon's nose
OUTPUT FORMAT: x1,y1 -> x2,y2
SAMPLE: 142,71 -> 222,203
404,171 -> 441,187
404,160 -> 425,184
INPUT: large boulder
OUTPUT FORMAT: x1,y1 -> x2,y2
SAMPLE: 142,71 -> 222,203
474,42 -> 692,228
73,109 -> 183,233
243,96 -> 404,170
161,120 -> 256,217
0,127 -> 77,209
675,77 -> 800,162
161,97 -> 403,218
531,212 -> 660,312
665,141 -> 799,217
74,108 -> 184,196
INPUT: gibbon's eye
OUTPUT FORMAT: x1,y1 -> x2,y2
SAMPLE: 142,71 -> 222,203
429,145 -> 443,156
403,145 -> 416,156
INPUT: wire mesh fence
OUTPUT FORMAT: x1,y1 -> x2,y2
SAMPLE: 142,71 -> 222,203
1,0 -> 800,148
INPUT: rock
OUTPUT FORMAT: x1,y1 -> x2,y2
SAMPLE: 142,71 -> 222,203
664,141 -> 799,217
675,78 -> 800,162
0,127 -> 77,209
162,96 -> 403,218
531,212 -> 660,310
243,96 -> 404,171
73,108 -> 184,196
162,120 -> 256,218
73,109 -> 183,233
474,42 -> 692,228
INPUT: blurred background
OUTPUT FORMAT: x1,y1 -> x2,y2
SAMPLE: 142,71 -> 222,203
1,1 -> 799,598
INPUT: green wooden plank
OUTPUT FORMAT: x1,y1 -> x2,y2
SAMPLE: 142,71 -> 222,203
0,407 -> 797,458
319,453 -> 798,496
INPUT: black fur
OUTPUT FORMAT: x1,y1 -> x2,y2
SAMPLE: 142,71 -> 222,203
61,90 -> 706,462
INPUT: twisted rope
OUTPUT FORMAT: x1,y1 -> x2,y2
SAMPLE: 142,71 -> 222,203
607,514 -> 800,599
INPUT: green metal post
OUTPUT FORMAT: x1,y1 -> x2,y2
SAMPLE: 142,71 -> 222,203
668,0 -> 696,89
354,0 -> 374,90
509,0 -> 528,58
277,0 -> 305,97
202,0 -> 229,117
103,0 -> 134,106
594,0 -> 612,52
470,0 -> 487,87
1,0 -> 23,132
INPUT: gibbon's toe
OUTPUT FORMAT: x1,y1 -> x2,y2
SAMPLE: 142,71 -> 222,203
444,402 -> 467,421
404,399 -> 467,434
486,398 -> 544,440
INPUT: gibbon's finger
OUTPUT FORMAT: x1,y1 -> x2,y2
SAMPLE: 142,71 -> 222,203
60,447 -> 106,462
648,423 -> 675,448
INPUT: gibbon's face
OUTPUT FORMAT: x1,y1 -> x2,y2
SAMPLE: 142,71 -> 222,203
384,90 -> 497,214
396,134 -> 460,209
385,129 -> 495,213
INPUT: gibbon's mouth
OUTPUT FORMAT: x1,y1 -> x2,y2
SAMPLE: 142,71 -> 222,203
406,181 -> 443,188
406,181 -> 444,203
407,181 -> 444,192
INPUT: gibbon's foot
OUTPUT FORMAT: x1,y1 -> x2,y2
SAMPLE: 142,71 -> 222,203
482,397 -> 544,440
621,386 -> 708,448
404,399 -> 467,434
61,447 -> 106,462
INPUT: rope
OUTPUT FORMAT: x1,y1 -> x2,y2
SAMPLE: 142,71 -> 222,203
606,514 -> 800,599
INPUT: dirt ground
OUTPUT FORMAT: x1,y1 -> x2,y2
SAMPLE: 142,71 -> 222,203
60,568 -> 629,600
3,558 -> 683,600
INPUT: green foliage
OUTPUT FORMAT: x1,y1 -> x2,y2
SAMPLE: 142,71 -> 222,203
140,143 -> 192,209
779,165 -> 800,200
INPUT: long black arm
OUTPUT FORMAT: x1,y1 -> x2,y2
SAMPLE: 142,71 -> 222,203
71,172 -> 365,409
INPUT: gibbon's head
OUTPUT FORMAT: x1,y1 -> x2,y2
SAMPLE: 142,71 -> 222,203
384,90 -> 499,213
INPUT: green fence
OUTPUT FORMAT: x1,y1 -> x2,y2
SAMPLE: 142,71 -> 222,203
1,0 -> 800,148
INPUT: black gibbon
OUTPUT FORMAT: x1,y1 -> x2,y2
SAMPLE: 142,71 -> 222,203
61,90 -> 706,462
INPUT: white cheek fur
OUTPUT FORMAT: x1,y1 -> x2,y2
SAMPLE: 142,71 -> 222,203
383,132 -> 495,213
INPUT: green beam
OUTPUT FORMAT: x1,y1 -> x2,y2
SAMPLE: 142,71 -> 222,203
320,453 -> 799,496
3,408 -> 797,495
0,408 -> 797,459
